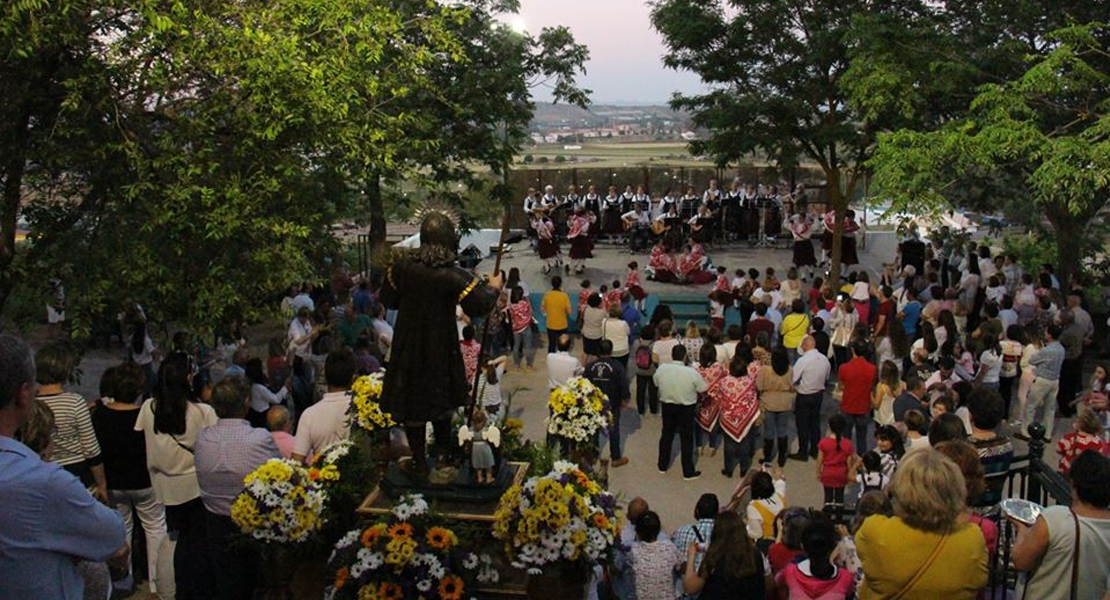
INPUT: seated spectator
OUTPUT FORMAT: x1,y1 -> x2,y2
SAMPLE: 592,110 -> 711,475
965,386 -> 1014,506
292,349 -> 355,463
267,406 -> 295,458
194,376 -> 281,600
629,510 -> 682,600
767,507 -> 810,575
0,334 -> 128,599
1013,451 -> 1110,600
855,449 -> 988,599
747,470 -> 788,544
673,493 -> 718,574
778,515 -> 854,599
682,511 -> 773,598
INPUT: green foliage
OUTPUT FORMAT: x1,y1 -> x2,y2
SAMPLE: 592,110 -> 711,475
867,23 -> 1110,282
1002,234 -> 1058,278
522,154 -> 534,164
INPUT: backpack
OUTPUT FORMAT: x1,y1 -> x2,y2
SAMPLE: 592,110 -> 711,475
635,344 -> 653,370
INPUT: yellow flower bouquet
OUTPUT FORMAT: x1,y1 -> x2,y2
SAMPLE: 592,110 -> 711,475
231,458 -> 327,544
546,377 -> 613,448
325,494 -> 497,600
492,462 -> 621,575
349,373 -> 395,433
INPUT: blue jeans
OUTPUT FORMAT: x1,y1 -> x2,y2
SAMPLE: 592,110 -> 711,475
763,410 -> 792,440
841,411 -> 871,454
723,432 -> 758,477
512,328 -> 535,367
696,424 -> 721,450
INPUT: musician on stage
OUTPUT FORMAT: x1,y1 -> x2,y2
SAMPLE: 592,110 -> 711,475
582,184 -> 600,214
621,202 -> 653,253
567,205 -> 595,275
532,207 -> 562,275
740,183 -> 760,241
689,205 -> 715,245
658,187 -> 678,217
620,184 -> 636,213
556,185 -> 577,240
632,185 -> 651,212
722,179 -> 742,242
680,185 -> 699,221
601,185 -> 623,241
787,207 -> 817,282
702,178 -> 722,206
760,185 -> 783,239
522,187 -> 540,250
702,180 -> 723,242
653,202 -> 683,250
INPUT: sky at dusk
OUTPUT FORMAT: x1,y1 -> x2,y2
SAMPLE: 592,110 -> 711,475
505,0 -> 707,104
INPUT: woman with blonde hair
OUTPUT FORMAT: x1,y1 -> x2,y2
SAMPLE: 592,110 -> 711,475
855,449 -> 988,599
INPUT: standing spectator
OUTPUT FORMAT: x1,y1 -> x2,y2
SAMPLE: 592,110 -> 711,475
245,357 -> 290,428
829,295 -> 858,367
781,300 -> 810,361
817,414 -> 854,508
632,325 -> 659,415
287,307 -> 321,364
541,276 -> 572,353
654,345 -> 707,480
652,319 -> 682,366
1057,308 -> 1085,418
580,293 -> 607,363
681,511 -> 772,598
629,511 -> 683,600
0,335 -> 128,600
602,303 -> 632,362
508,286 -> 536,370
194,376 -> 281,600
716,357 -> 762,478
855,449 -> 988,599
838,342 -> 877,453
135,354 -> 218,599
92,362 -> 169,596
1012,451 -> 1110,600
1024,324 -> 1066,439
336,304 -> 373,349
34,342 -> 109,502
546,334 -> 582,390
871,360 -> 902,427
459,325 -> 481,386
898,286 -> 923,340
791,336 -> 831,461
934,441 -> 999,560
292,349 -> 355,463
267,406 -> 295,458
966,387 -> 1014,506
757,347 -> 796,467
584,340 -> 631,468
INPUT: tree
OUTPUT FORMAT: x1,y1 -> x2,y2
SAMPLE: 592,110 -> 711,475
651,0 -> 903,282
867,24 -> 1110,285
1,0 -> 471,334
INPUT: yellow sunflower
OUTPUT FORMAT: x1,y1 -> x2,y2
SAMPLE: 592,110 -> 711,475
425,526 -> 457,550
387,522 -> 414,539
438,575 -> 465,600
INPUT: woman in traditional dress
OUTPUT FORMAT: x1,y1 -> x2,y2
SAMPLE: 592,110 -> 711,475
841,209 -> 861,269
680,243 -> 714,285
716,356 -> 763,478
788,207 -> 817,281
532,209 -> 561,274
602,185 -> 623,238
567,205 -> 595,274
723,179 -> 743,241
695,344 -> 728,456
648,241 -> 678,283
689,205 -> 715,245
821,209 -> 837,267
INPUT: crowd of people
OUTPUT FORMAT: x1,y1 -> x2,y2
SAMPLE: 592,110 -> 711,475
4,218 -> 1110,600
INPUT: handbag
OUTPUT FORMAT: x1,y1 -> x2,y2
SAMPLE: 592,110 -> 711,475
890,532 -> 949,600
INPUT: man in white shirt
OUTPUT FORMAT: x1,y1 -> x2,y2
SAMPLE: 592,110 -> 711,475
653,345 -> 707,480
791,336 -> 831,460
290,286 -> 315,313
924,356 -> 962,401
546,334 -> 582,389
292,349 -> 355,462
288,308 -> 318,360
368,302 -> 394,362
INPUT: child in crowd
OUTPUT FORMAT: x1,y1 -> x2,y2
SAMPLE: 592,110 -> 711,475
874,425 -> 905,479
1057,410 -> 1106,473
475,354 -> 507,417
849,451 -> 888,500
777,517 -> 855,600
605,280 -> 624,310
625,262 -> 646,312
834,491 -> 893,597
817,414 -> 854,508
767,508 -> 810,575
902,409 -> 930,453
746,469 -> 788,547
577,280 -> 593,322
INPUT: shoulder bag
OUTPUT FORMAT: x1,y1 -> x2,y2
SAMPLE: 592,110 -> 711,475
890,533 -> 949,600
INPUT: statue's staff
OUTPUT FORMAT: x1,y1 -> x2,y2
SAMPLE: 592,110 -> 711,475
463,206 -> 513,429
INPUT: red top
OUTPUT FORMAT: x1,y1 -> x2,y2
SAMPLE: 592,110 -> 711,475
818,436 -> 855,487
838,356 -> 877,415
875,299 -> 896,336
768,543 -> 801,575
808,287 -> 822,314
509,301 -> 533,334
746,318 -> 775,342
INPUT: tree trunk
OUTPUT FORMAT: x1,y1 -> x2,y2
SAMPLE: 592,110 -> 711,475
365,171 -> 389,262
1044,203 -> 1082,288
0,106 -> 32,318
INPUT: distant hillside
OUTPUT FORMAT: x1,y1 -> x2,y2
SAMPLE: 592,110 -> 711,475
531,103 -> 690,128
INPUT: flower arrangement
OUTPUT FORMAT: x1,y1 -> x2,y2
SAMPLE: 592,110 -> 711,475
349,373 -> 395,433
231,458 -> 327,544
546,377 -> 612,446
326,494 -> 497,599
492,461 -> 621,574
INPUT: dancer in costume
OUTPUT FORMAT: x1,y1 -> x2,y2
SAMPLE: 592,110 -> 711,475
788,207 -> 817,281
647,241 -> 678,283
567,205 -> 595,274
532,208 -> 562,274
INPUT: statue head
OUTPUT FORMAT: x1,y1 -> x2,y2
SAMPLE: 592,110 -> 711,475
419,211 -> 459,253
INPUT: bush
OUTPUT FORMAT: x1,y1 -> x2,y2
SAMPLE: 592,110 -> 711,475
1002,233 -> 1057,275
554,155 -> 566,163
537,156 -> 550,164
523,154 -> 534,164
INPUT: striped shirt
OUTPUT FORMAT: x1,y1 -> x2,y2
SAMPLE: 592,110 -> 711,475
37,392 -> 101,467
970,434 -> 1014,506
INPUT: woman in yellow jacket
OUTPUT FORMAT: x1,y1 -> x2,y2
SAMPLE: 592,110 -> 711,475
855,449 -> 988,599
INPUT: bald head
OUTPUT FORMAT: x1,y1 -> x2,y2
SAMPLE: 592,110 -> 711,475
266,406 -> 292,433
800,335 -> 816,352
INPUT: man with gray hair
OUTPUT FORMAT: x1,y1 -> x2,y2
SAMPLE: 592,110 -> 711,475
0,334 -> 128,598
195,375 -> 280,600
790,335 -> 831,461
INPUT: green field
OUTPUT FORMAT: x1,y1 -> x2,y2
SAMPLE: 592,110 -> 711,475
518,141 -> 713,168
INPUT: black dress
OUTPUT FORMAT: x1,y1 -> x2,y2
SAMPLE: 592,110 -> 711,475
380,256 -> 500,422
